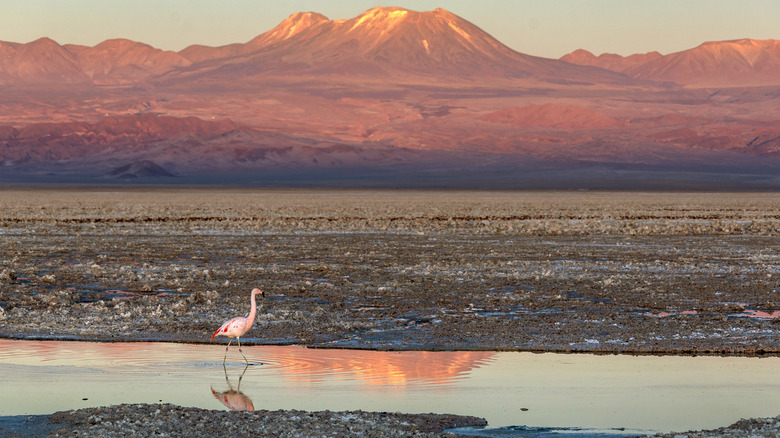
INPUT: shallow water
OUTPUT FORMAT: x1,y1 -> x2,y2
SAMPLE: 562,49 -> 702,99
1,340 -> 780,435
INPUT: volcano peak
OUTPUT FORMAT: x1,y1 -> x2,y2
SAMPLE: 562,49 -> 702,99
261,11 -> 330,43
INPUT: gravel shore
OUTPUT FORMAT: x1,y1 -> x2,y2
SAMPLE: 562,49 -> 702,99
2,403 -> 486,437
652,415 -> 780,438
3,404 -> 779,437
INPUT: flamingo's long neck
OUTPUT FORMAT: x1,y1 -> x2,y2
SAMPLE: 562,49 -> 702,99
246,292 -> 258,327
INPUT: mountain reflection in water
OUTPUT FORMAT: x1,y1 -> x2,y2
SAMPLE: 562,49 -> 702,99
259,348 -> 496,387
0,340 -> 495,387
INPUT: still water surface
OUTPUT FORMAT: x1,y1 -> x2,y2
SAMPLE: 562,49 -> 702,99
1,339 -> 779,435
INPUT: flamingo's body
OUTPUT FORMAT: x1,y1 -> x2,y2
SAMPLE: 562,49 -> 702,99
211,288 -> 264,364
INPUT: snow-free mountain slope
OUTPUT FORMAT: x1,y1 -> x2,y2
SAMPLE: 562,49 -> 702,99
178,12 -> 329,63
3,7 -> 780,187
162,7 -> 633,84
562,38 -> 780,86
560,49 -> 662,73
628,38 -> 780,86
0,37 -> 86,84
67,39 -> 191,84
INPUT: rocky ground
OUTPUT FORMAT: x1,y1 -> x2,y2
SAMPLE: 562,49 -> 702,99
2,403 -> 487,437
2,189 -> 780,436
4,404 -> 778,437
652,415 -> 780,438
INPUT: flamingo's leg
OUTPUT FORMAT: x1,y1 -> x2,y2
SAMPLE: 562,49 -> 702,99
237,337 -> 249,365
223,338 -> 233,365
238,364 -> 249,390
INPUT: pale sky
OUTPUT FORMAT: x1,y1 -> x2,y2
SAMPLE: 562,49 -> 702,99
2,0 -> 779,58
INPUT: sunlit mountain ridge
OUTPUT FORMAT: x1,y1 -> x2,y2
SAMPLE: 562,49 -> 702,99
561,38 -> 780,87
2,7 -> 780,188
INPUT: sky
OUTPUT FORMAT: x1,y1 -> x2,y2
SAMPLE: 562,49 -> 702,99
2,0 -> 780,58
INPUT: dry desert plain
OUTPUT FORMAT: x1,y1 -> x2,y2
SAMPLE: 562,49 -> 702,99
4,189 -> 780,437
2,189 -> 780,354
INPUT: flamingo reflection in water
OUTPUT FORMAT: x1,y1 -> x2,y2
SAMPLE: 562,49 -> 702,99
211,364 -> 255,411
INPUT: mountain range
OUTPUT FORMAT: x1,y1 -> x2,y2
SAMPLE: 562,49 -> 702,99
2,6 -> 780,189
561,38 -> 780,87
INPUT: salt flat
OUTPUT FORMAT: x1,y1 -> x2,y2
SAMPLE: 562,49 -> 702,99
1,190 -> 779,355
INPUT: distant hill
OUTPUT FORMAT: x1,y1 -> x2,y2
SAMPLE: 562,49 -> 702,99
0,37 -> 188,85
480,104 -> 623,129
108,160 -> 175,179
561,38 -> 780,87
560,49 -> 662,74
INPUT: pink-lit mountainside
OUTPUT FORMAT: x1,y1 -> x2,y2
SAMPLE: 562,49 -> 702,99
3,7 -> 780,189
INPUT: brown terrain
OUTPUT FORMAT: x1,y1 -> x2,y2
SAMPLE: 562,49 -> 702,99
1,7 -> 780,187
3,189 -> 780,355
3,190 -> 780,437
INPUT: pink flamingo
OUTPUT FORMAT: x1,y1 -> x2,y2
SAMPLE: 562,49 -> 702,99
210,288 -> 264,364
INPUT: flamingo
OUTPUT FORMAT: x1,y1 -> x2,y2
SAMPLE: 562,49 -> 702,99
210,288 -> 264,364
